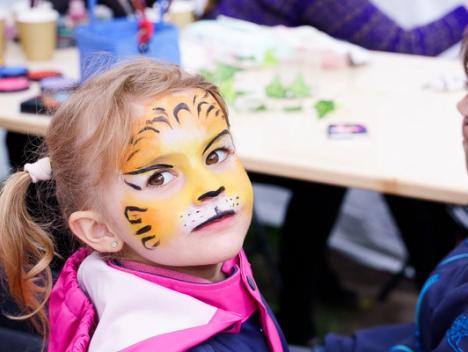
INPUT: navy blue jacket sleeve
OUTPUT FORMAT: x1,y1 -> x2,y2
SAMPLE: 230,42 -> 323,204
324,240 -> 468,351
324,323 -> 417,351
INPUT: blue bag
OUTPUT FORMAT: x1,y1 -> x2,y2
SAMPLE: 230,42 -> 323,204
75,0 -> 180,80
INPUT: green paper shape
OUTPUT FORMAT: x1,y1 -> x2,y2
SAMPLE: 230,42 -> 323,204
263,48 -> 279,67
288,74 -> 311,98
314,100 -> 336,118
218,79 -> 238,104
252,104 -> 268,112
199,63 -> 241,84
283,105 -> 303,112
266,75 -> 287,98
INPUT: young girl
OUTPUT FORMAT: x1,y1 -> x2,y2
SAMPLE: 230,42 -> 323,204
0,59 -> 288,351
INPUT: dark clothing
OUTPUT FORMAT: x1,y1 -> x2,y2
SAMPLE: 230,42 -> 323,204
190,312 -> 274,352
207,0 -> 468,56
0,328 -> 41,352
325,239 -> 468,351
249,173 -> 459,345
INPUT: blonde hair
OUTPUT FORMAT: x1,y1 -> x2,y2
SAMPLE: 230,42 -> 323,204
0,58 -> 228,337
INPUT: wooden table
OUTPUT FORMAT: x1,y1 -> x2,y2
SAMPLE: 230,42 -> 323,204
1,44 -> 467,204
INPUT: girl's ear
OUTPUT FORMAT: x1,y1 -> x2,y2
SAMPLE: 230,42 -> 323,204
69,211 -> 123,253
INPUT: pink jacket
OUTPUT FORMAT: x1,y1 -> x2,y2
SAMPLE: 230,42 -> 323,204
48,248 -> 285,351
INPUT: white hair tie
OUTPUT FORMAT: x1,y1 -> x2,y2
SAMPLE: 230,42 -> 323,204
24,157 -> 52,183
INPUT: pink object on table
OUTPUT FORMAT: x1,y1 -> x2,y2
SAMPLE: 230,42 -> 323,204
321,51 -> 351,69
0,77 -> 30,92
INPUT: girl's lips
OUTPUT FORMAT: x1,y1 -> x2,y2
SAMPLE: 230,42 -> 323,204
192,210 -> 236,232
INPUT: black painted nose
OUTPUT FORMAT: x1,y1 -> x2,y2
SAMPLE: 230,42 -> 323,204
198,186 -> 225,201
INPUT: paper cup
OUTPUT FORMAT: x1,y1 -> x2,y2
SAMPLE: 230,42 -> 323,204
168,1 -> 195,28
0,10 -> 6,65
17,8 -> 58,61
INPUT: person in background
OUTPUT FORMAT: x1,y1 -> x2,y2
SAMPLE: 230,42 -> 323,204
313,39 -> 468,350
205,0 -> 468,57
202,0 -> 466,345
371,0 -> 465,57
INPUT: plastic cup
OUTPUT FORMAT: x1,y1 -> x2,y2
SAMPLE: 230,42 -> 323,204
16,8 -> 58,61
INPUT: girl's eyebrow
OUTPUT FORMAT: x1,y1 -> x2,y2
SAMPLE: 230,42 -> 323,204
124,163 -> 173,176
203,129 -> 231,154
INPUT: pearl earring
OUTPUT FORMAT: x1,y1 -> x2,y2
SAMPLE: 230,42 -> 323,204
111,240 -> 119,249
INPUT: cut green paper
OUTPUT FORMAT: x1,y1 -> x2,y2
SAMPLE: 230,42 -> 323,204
289,74 -> 311,98
199,64 -> 242,84
262,48 -> 279,67
314,100 -> 336,118
265,75 -> 287,98
218,79 -> 238,104
251,104 -> 268,112
283,105 -> 303,112
265,74 -> 311,99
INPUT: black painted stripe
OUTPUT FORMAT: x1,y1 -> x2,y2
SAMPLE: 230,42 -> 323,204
124,206 -> 147,224
137,126 -> 160,135
206,105 -> 215,116
142,236 -> 160,250
173,103 -> 190,123
124,163 -> 173,176
150,115 -> 172,128
126,149 -> 140,162
197,101 -> 209,115
136,225 -> 152,235
132,137 -> 144,146
123,180 -> 142,191
153,107 -> 167,114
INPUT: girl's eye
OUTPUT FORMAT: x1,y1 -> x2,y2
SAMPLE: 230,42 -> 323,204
206,149 -> 229,165
147,171 -> 174,187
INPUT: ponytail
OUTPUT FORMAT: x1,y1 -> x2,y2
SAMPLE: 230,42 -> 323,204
0,171 -> 55,337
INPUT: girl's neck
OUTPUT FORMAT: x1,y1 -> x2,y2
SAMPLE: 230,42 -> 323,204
166,263 -> 225,282
119,251 -> 226,283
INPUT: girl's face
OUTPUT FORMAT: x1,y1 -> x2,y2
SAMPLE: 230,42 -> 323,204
107,88 -> 253,267
457,94 -> 468,170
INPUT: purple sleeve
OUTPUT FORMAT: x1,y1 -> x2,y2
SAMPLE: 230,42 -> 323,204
297,0 -> 468,56
211,0 -> 468,56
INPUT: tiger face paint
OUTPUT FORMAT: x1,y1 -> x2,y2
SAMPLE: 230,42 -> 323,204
108,88 -> 253,267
